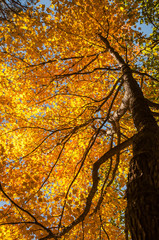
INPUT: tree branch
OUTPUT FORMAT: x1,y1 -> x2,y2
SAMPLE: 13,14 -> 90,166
57,135 -> 135,238
146,99 -> 159,110
0,183 -> 55,239
98,34 -> 158,131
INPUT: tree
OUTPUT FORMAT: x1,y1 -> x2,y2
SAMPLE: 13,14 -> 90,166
0,0 -> 36,21
137,0 -> 159,82
139,0 -> 159,34
0,0 -> 159,239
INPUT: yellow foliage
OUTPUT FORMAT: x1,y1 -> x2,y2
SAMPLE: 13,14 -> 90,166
0,0 -> 158,239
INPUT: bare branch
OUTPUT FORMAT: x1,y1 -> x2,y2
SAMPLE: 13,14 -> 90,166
132,70 -> 159,83
0,183 -> 54,238
146,99 -> 159,110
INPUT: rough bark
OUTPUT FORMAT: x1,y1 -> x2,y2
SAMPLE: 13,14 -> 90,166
99,34 -> 159,240
127,129 -> 159,240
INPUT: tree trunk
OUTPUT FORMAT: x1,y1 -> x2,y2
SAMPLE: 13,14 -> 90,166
99,34 -> 159,240
127,125 -> 159,240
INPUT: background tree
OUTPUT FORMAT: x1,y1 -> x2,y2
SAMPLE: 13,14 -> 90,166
0,0 -> 159,239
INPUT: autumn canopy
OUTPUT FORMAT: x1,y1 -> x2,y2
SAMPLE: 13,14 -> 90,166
0,0 -> 159,239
